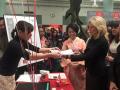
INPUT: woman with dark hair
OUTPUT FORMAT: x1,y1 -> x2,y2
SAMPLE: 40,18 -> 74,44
46,29 -> 63,72
61,23 -> 86,90
106,21 -> 120,90
0,21 -> 60,90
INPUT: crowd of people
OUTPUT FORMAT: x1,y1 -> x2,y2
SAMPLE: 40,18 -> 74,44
0,16 -> 120,90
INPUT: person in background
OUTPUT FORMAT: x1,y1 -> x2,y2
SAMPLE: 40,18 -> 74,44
106,21 -> 120,90
0,17 -> 8,58
62,23 -> 86,53
38,27 -> 53,72
39,27 -> 48,48
45,27 -> 52,40
63,16 -> 109,90
57,27 -> 64,49
0,20 -> 60,90
48,28 -> 63,72
61,23 -> 86,90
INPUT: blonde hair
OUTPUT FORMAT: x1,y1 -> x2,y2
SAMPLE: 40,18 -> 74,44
88,16 -> 108,40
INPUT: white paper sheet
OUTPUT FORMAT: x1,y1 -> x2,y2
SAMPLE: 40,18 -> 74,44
16,74 -> 41,82
50,49 -> 74,56
18,58 -> 44,67
60,49 -> 74,55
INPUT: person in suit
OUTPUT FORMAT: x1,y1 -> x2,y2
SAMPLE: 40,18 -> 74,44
63,16 -> 109,90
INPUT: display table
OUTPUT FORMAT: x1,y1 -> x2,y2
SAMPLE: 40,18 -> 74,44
48,73 -> 74,90
50,79 -> 74,90
16,73 -> 74,90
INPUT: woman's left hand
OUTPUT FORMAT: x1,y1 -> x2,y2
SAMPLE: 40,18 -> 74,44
49,52 -> 61,58
51,47 -> 60,50
72,48 -> 82,54
60,58 -> 71,67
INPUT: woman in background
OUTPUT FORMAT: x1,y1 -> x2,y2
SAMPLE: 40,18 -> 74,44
39,27 -> 48,48
0,21 -> 60,90
61,23 -> 86,90
106,21 -> 120,90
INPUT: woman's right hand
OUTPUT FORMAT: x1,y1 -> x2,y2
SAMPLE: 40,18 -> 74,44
49,52 -> 61,58
60,58 -> 71,67
106,55 -> 114,62
109,81 -> 118,90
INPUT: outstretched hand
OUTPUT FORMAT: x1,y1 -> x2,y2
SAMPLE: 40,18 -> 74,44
50,52 -> 61,59
72,48 -> 82,54
51,47 -> 60,50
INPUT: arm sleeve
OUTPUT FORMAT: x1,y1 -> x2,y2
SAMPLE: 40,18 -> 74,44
114,45 -> 120,61
70,40 -> 109,61
10,41 -> 31,60
25,42 -> 40,53
22,50 -> 30,60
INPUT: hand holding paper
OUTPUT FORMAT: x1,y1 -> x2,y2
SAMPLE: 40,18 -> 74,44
60,49 -> 74,56
50,49 -> 74,56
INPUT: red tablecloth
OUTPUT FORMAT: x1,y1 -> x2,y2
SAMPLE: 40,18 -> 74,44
40,73 -> 74,90
49,79 -> 74,90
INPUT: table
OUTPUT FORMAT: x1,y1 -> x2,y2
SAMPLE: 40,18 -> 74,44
48,73 -> 74,90
50,79 -> 74,90
16,73 -> 74,90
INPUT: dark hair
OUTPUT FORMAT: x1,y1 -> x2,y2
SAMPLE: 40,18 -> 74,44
66,23 -> 79,34
11,21 -> 33,38
108,21 -> 120,43
0,17 -> 4,21
109,20 -> 119,28
51,29 -> 58,39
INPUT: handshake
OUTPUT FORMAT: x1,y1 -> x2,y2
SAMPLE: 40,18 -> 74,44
50,47 -> 83,67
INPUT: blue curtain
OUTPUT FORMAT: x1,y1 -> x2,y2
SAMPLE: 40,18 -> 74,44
103,0 -> 113,12
0,1 -> 6,16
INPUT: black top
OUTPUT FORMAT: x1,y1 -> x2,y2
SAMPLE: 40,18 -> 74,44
114,45 -> 120,64
0,37 -> 39,76
71,36 -> 109,76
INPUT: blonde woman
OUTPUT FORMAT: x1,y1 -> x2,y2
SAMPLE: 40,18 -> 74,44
65,16 -> 109,90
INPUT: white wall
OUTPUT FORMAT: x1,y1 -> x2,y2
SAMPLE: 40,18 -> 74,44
37,6 -> 66,24
5,3 -> 103,25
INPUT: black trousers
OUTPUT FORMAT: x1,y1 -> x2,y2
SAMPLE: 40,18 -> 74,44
114,63 -> 120,89
86,70 -> 109,90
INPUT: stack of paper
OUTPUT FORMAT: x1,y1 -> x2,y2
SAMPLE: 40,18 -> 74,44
60,49 -> 74,55
50,49 -> 74,56
48,73 -> 67,79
